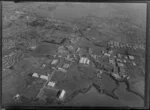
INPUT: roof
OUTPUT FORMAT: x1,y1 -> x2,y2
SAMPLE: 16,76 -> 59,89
47,81 -> 56,87
129,55 -> 135,60
59,90 -> 66,100
40,75 -> 48,80
58,67 -> 67,73
79,57 -> 89,64
32,73 -> 39,78
51,59 -> 59,65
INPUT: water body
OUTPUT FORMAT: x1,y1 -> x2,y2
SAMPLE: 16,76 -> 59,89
64,81 -> 144,107
65,86 -> 125,107
114,82 -> 144,107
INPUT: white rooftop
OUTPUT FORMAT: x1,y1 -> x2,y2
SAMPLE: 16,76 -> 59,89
32,73 -> 39,78
104,53 -> 110,57
79,57 -> 90,64
132,62 -> 136,66
40,75 -> 48,80
58,68 -> 67,73
59,90 -> 66,100
51,59 -> 58,65
129,55 -> 135,60
47,81 -> 55,87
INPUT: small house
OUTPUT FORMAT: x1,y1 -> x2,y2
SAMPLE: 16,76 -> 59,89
79,57 -> 90,64
13,94 -> 20,100
58,67 -> 67,73
111,73 -> 121,80
29,45 -> 37,50
104,53 -> 110,57
132,62 -> 136,66
32,72 -> 39,78
58,90 -> 66,100
126,76 -> 130,80
79,57 -> 84,64
99,70 -> 103,74
128,55 -> 135,60
41,64 -> 46,68
47,81 -> 56,87
76,48 -> 81,53
109,58 -> 115,64
86,59 -> 90,64
40,75 -> 48,81
51,59 -> 59,65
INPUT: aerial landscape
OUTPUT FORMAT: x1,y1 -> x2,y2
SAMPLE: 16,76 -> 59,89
2,2 -> 146,107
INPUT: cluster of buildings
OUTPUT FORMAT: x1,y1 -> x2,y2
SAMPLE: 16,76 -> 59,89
11,34 -> 140,104
29,70 -> 66,103
25,46 -> 93,103
12,52 -> 73,103
50,56 -> 71,72
79,57 -> 90,65
2,39 -> 16,50
111,60 -> 129,80
32,72 -> 48,81
107,40 -> 145,50
108,52 -> 137,81
88,46 -> 137,81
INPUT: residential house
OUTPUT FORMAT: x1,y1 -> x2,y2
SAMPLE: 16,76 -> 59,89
132,62 -> 136,66
109,58 -> 115,65
32,72 -> 39,78
47,81 -> 56,87
58,89 -> 66,100
111,73 -> 121,80
13,94 -> 20,100
58,67 -> 67,73
51,59 -> 59,65
128,55 -> 135,60
40,75 -> 48,81
79,57 -> 90,65
104,53 -> 111,57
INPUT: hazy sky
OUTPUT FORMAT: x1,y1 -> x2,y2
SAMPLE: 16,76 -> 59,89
3,2 -> 147,28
